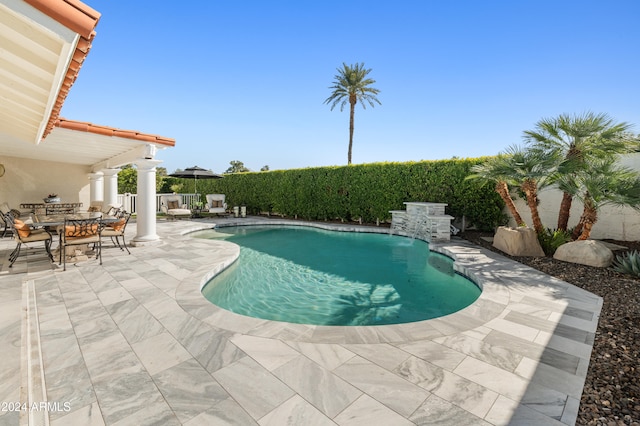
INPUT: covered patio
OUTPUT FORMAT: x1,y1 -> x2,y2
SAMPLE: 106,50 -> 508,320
0,0 -> 175,245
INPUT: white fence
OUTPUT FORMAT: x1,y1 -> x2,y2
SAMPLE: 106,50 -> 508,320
117,193 -> 201,214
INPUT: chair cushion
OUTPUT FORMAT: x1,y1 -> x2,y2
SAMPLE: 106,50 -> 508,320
168,200 -> 179,209
212,200 -> 222,208
108,218 -> 126,232
13,219 -> 31,237
88,205 -> 102,212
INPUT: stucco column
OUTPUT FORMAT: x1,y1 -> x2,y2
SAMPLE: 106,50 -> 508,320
102,168 -> 120,209
132,159 -> 161,243
88,172 -> 104,203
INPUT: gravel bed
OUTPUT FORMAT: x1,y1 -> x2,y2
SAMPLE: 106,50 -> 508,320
461,231 -> 640,426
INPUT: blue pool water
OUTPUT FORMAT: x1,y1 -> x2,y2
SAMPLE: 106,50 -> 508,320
200,226 -> 480,326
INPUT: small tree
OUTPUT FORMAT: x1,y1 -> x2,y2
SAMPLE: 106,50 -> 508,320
467,155 -> 526,227
524,112 -> 636,231
225,161 -> 250,174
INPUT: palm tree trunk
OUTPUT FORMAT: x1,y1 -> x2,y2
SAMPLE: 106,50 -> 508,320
348,96 -> 356,165
577,207 -> 598,240
495,181 -> 525,226
522,179 -> 544,234
572,216 -> 585,240
557,191 -> 573,231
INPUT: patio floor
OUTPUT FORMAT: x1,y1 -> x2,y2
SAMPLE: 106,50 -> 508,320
0,216 -> 602,425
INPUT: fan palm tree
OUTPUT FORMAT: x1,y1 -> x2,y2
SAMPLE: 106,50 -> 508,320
570,159 -> 640,240
502,145 -> 559,234
523,112 -> 635,231
324,62 -> 381,165
467,155 -> 526,227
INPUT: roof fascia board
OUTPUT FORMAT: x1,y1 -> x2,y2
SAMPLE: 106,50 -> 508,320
91,143 -> 168,172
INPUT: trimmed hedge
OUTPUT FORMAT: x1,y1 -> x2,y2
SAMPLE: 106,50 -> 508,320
193,159 -> 507,231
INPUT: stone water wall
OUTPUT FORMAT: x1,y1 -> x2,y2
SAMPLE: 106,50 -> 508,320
390,202 -> 454,242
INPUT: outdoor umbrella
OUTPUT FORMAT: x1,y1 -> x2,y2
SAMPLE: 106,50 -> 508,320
169,166 -> 223,195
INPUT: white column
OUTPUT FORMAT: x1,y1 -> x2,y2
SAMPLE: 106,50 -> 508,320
102,168 -> 120,209
132,159 -> 161,243
88,172 -> 104,203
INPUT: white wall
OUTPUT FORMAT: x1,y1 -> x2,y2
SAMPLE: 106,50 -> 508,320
510,153 -> 640,241
0,155 -> 91,210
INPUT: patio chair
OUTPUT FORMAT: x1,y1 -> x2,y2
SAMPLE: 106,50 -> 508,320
206,194 -> 228,215
101,210 -> 132,254
59,217 -> 103,271
160,194 -> 191,220
1,202 -> 24,237
2,211 -> 54,267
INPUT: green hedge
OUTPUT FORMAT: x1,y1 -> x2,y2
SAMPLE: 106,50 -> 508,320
191,159 -> 507,231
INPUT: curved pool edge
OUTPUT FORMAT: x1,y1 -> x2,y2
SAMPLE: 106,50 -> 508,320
174,219 -> 514,344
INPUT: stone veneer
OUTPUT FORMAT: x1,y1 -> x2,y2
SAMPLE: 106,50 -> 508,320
390,202 -> 454,242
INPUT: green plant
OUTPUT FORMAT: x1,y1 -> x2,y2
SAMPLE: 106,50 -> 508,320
537,228 -> 571,256
612,250 -> 640,277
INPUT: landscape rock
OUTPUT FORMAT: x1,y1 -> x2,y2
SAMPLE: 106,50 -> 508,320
553,240 -> 614,267
492,226 -> 545,257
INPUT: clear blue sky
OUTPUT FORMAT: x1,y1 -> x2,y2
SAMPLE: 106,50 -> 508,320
60,1 -> 640,175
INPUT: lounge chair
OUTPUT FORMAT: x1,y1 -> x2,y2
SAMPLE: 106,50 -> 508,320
206,194 -> 228,215
160,195 -> 191,220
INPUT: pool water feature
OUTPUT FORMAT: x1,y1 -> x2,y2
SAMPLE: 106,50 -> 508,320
200,225 -> 480,326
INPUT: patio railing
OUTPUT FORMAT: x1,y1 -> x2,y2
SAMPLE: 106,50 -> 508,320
117,193 -> 201,214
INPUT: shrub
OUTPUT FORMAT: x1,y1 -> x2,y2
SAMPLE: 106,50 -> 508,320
612,250 -> 640,277
537,228 -> 572,256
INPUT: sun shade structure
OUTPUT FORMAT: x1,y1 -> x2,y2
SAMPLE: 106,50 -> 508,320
169,166 -> 223,195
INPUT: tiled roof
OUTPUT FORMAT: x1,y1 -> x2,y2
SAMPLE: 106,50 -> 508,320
24,0 -> 101,140
56,119 -> 176,146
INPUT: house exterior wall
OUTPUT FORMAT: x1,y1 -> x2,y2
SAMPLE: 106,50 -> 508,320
509,153 -> 640,241
0,155 -> 91,211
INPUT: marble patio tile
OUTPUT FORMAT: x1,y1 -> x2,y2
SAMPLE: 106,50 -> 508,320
432,333 -> 523,372
230,334 -> 301,371
44,360 -> 96,418
246,319 -> 313,341
485,330 -> 581,375
81,332 -> 144,382
287,342 -> 356,371
213,357 -> 295,420
185,397 -> 258,426
453,356 -> 569,417
372,321 -> 443,343
131,331 -> 193,376
561,396 -> 581,425
504,311 -> 593,344
483,317 -> 541,342
152,358 -> 229,423
190,328 -> 246,373
105,298 -> 165,344
92,370 -> 166,425
109,400 -> 180,426
341,343 -> 409,371
334,356 -> 429,417
461,325 -> 492,341
515,356 -> 585,399
484,395 -> 565,426
97,286 -> 132,306
396,356 -> 498,419
272,356 -> 362,418
40,333 -> 82,374
258,395 -> 336,426
333,394 -> 415,426
0,411 -> 19,425
73,312 -> 120,346
118,276 -> 155,294
396,340 -> 466,371
50,401 -> 104,426
428,312 -> 486,336
409,394 -> 491,426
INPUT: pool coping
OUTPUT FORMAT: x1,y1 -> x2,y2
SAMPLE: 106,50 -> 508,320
175,219 -> 602,345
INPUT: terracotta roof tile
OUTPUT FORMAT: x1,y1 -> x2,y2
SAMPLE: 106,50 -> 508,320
24,0 -> 101,140
55,118 -> 176,147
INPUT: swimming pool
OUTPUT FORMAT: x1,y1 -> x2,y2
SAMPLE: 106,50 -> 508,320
200,225 -> 480,326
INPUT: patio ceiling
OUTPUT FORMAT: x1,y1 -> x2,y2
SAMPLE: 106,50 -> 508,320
0,0 -> 174,170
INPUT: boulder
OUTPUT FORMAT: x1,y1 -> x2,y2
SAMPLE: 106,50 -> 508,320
492,226 -> 545,257
553,240 -> 613,267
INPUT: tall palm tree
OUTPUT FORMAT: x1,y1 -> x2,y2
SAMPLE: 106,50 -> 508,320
570,159 -> 640,240
467,155 -> 526,227
324,63 -> 381,165
523,112 -> 635,231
